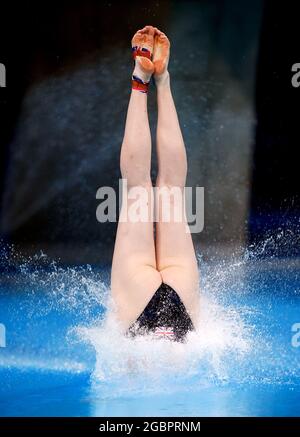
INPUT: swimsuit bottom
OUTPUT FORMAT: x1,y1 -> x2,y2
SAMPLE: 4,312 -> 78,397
127,282 -> 194,342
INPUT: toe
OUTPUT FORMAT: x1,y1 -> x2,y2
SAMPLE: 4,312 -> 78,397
154,34 -> 160,44
160,34 -> 170,46
141,25 -> 155,35
140,26 -> 150,34
132,30 -> 142,43
132,32 -> 146,46
147,26 -> 156,36
154,27 -> 163,35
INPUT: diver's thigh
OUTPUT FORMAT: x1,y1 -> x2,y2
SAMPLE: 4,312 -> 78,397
111,261 -> 162,328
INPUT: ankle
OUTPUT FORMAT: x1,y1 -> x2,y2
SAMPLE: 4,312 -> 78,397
132,64 -> 152,84
131,56 -> 154,93
155,71 -> 170,89
132,75 -> 150,93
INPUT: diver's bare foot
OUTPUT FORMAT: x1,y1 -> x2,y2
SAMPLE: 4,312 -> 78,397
152,28 -> 170,86
131,26 -> 155,92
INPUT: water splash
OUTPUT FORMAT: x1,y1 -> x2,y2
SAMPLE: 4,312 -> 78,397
74,294 -> 252,399
0,233 -> 299,398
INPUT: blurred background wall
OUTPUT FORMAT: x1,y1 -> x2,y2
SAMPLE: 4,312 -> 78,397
0,0 -> 299,264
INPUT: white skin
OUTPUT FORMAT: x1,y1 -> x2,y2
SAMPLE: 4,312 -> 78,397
111,26 -> 200,330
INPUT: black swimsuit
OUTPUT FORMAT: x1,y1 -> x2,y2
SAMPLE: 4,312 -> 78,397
127,283 -> 194,342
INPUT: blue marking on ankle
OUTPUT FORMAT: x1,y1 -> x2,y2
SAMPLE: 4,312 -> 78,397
132,74 -> 147,85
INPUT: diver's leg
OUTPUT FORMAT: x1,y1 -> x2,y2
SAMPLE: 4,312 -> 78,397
153,30 -> 200,324
111,27 -> 162,328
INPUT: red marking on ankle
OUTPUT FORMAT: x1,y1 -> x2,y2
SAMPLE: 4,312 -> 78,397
132,78 -> 149,93
132,46 -> 151,60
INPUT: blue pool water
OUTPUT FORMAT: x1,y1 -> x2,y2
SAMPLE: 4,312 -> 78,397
0,249 -> 299,417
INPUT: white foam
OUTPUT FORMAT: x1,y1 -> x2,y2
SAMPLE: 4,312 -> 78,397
1,238 -> 299,398
73,292 -> 252,398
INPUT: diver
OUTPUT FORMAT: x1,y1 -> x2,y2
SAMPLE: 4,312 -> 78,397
111,26 -> 200,342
